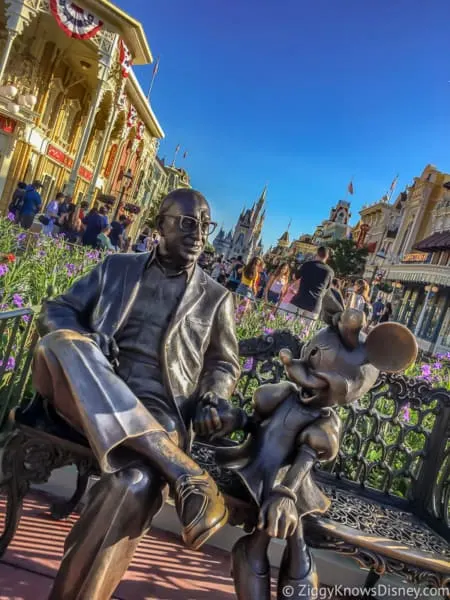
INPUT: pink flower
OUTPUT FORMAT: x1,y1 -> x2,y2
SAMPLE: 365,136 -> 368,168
263,327 -> 274,335
268,313 -> 275,321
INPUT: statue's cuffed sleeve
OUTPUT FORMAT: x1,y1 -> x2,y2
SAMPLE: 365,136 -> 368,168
37,259 -> 107,337
197,292 -> 240,399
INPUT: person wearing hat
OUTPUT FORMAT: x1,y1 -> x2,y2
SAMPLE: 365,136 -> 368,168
19,180 -> 43,229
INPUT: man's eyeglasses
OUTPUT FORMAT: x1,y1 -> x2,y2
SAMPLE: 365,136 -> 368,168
166,215 -> 217,236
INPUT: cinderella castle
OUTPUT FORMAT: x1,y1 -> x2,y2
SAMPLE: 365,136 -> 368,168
212,186 -> 266,261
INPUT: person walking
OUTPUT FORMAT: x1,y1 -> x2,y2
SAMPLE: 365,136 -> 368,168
135,227 -> 151,253
81,205 -> 104,247
97,224 -> 115,251
264,262 -> 290,305
379,301 -> 393,323
347,279 -> 372,320
371,296 -> 385,325
225,256 -> 243,292
18,180 -> 43,229
108,214 -> 128,251
8,181 -> 27,221
290,246 -> 334,334
278,273 -> 301,317
42,192 -> 64,236
59,204 -> 82,243
211,255 -> 226,281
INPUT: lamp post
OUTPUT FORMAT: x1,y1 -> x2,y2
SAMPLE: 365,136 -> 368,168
113,168 -> 133,221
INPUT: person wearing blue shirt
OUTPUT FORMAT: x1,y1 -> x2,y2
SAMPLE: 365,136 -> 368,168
82,206 -> 104,247
19,181 -> 43,229
108,215 -> 127,250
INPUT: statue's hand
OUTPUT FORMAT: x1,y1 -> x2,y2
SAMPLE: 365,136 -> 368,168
257,494 -> 298,539
194,392 -> 245,440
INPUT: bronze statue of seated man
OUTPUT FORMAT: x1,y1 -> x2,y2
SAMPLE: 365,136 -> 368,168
32,189 -> 244,600
216,296 -> 417,600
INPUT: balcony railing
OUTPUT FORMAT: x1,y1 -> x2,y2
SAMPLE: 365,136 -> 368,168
386,262 -> 450,286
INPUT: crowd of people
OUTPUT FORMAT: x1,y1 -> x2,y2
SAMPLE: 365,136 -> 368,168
8,180 -> 160,254
205,247 -> 393,328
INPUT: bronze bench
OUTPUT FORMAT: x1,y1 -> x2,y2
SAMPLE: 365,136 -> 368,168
0,328 -> 449,593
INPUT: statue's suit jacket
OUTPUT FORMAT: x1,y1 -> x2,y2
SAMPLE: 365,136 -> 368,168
37,251 -> 241,450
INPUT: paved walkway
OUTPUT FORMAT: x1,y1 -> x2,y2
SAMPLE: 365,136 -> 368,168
0,493 -> 348,600
0,493 -> 242,600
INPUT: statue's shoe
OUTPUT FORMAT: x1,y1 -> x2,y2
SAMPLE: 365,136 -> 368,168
174,470 -> 228,550
277,547 -> 319,599
231,536 -> 271,600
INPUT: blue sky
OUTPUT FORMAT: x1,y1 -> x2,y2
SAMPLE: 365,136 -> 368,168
115,0 -> 450,250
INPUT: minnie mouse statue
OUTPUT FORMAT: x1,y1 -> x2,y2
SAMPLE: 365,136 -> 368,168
216,292 -> 418,600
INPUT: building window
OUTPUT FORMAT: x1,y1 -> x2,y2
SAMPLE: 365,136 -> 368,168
61,100 -> 81,144
439,309 -> 450,347
41,80 -> 64,130
409,290 -> 426,331
418,294 -> 446,342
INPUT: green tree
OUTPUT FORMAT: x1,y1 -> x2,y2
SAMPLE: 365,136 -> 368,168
327,238 -> 368,278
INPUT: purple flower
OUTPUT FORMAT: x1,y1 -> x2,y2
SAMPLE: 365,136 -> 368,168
436,353 -> 444,360
268,313 -> 275,321
0,303 -> 8,311
39,250 -> 46,257
421,364 -> 431,376
243,357 -> 254,371
0,356 -> 16,371
0,264 -> 9,277
86,250 -> 100,261
236,304 -> 246,315
12,294 -> 23,308
263,327 -> 274,335
65,263 -> 77,276
22,315 -> 30,323
401,404 -> 410,421
285,314 -> 293,321
7,212 -> 15,222
433,361 -> 442,370
16,233 -> 26,243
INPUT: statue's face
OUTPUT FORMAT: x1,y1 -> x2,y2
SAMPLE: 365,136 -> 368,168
284,328 -> 379,407
159,195 -> 212,267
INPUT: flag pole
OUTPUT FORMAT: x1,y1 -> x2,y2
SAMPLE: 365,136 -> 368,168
171,145 -> 180,167
387,174 -> 399,202
147,56 -> 160,101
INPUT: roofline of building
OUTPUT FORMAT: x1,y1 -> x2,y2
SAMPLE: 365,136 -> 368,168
359,200 -> 391,216
127,69 -> 164,139
80,0 -> 153,64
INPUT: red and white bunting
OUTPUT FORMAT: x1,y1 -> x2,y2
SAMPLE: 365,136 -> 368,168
119,39 -> 133,78
127,105 -> 137,129
50,0 -> 103,40
136,121 -> 145,140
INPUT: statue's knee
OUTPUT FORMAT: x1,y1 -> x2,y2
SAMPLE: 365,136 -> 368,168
115,465 -> 159,497
36,329 -> 88,354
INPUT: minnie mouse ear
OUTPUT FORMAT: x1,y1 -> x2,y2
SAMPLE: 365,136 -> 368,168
365,322 -> 418,373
